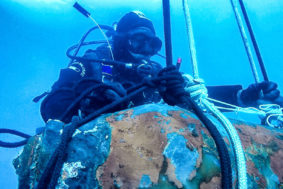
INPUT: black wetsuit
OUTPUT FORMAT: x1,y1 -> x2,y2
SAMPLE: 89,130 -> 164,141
40,47 -> 242,123
40,47 -> 163,123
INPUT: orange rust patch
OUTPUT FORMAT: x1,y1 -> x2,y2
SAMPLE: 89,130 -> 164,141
235,124 -> 283,150
27,136 -> 40,167
97,111 -> 167,188
97,109 -> 210,188
234,123 -> 283,186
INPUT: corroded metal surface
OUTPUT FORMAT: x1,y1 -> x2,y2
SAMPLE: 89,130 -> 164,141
13,104 -> 283,188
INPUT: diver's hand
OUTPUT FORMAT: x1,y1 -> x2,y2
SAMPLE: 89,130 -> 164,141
103,83 -> 127,102
238,81 -> 280,107
79,82 -> 127,115
183,74 -> 208,101
157,66 -> 187,105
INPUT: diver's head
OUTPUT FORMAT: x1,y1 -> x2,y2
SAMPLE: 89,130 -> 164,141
113,11 -> 162,62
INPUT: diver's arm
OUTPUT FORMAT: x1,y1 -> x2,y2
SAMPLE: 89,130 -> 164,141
51,61 -> 88,90
40,61 -> 89,123
40,49 -> 105,123
40,88 -> 77,123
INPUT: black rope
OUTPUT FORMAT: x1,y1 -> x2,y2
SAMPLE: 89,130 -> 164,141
0,129 -> 31,148
238,0 -> 269,81
0,128 -> 31,138
59,83 -> 104,121
182,96 -> 232,189
37,123 -> 77,189
37,84 -> 148,189
48,125 -> 76,189
161,0 -> 232,188
0,138 -> 28,148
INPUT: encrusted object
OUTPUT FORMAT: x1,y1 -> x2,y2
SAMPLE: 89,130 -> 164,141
13,104 -> 283,188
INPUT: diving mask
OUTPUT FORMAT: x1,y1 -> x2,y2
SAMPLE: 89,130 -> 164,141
127,27 -> 162,56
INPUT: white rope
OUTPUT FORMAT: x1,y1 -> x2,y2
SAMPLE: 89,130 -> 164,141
200,98 -> 248,189
259,104 -> 283,128
182,1 -> 247,187
89,16 -> 115,61
182,0 -> 199,79
207,97 -> 283,128
207,97 -> 265,115
266,114 -> 283,128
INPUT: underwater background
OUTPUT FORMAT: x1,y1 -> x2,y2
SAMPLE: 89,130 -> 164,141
0,0 -> 282,188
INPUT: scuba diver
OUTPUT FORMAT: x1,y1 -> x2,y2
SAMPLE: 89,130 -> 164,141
40,11 -> 282,124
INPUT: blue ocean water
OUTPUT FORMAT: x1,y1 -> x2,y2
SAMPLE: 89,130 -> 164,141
0,0 -> 282,188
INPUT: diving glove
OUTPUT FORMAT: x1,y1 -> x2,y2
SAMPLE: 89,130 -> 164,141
79,82 -> 127,116
238,81 -> 281,107
157,66 -> 187,105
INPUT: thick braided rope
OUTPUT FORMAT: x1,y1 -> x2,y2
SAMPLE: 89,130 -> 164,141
202,99 -> 247,189
47,124 -> 77,189
181,96 -> 232,189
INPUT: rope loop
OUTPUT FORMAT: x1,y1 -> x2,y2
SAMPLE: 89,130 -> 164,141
0,129 -> 31,148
